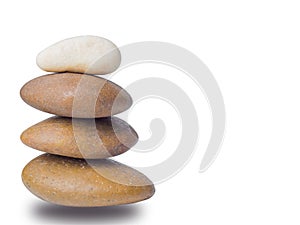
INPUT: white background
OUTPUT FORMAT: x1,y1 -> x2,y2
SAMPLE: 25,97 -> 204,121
1,0 -> 300,224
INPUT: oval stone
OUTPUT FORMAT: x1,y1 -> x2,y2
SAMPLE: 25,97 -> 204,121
37,35 -> 121,75
22,154 -> 155,207
20,73 -> 132,118
21,116 -> 138,159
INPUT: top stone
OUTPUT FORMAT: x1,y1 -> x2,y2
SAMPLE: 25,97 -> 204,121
36,35 -> 121,75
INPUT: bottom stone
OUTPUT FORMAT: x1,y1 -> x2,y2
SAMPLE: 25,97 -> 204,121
22,154 -> 155,207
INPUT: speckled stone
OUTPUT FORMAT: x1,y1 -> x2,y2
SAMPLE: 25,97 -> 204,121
22,154 -> 155,207
36,35 -> 121,75
20,73 -> 132,118
21,116 -> 138,159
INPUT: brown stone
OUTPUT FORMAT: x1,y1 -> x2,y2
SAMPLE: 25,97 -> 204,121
20,73 -> 132,118
21,116 -> 138,159
22,154 -> 155,207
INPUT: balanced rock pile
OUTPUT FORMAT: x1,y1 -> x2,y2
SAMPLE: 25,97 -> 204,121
20,36 -> 155,207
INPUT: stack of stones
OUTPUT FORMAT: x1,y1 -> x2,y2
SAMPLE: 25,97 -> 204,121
20,36 -> 155,207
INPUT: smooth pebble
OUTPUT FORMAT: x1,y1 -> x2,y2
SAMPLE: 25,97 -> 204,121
22,154 -> 155,207
20,73 -> 132,118
36,35 -> 121,75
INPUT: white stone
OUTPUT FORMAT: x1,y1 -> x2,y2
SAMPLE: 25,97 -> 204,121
37,35 -> 121,75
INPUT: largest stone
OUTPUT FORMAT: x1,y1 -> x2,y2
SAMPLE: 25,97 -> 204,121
22,154 -> 155,207
20,73 -> 132,118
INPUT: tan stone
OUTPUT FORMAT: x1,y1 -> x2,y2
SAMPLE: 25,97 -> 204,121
21,116 -> 138,159
22,154 -> 155,207
20,73 -> 132,118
